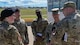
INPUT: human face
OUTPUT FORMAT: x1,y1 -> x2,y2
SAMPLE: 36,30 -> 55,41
52,14 -> 59,22
5,13 -> 16,24
36,11 -> 42,18
63,7 -> 75,16
15,11 -> 20,20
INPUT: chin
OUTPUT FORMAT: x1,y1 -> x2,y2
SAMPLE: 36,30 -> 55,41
10,21 -> 14,24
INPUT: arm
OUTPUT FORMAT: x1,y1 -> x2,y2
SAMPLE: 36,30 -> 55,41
42,21 -> 48,38
31,21 -> 36,37
11,26 -> 24,45
24,24 -> 29,44
45,24 -> 52,43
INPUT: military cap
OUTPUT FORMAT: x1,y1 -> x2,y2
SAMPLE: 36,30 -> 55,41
1,8 -> 14,20
51,8 -> 59,14
5,7 -> 20,12
14,8 -> 20,12
63,1 -> 76,8
35,9 -> 41,13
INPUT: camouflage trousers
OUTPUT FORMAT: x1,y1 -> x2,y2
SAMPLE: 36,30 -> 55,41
50,35 -> 63,45
33,36 -> 46,45
34,40 -> 45,45
50,38 -> 62,45
62,39 -> 80,45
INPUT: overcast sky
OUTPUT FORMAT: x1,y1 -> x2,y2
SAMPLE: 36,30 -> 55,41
0,0 -> 47,7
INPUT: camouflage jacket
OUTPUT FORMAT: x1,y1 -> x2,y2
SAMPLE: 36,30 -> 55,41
31,18 -> 48,38
57,13 -> 80,45
45,22 -> 57,43
0,21 -> 23,45
12,18 -> 29,44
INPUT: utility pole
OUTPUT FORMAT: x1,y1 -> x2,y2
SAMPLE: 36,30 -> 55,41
76,0 -> 78,10
59,0 -> 61,10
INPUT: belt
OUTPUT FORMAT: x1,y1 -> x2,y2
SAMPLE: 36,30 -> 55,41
37,32 -> 42,37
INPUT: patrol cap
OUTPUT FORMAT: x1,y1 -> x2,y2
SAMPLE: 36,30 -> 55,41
14,8 -> 20,12
51,8 -> 59,14
35,9 -> 42,16
1,8 -> 14,20
35,9 -> 41,13
63,1 -> 76,9
5,7 -> 20,12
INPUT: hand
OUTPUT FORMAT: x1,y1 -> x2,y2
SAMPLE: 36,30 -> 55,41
24,44 -> 28,45
18,36 -> 22,41
47,42 -> 51,45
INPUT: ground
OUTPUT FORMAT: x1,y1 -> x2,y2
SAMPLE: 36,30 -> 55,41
27,26 -> 34,45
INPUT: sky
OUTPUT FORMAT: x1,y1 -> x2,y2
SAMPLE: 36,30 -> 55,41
0,0 -> 47,7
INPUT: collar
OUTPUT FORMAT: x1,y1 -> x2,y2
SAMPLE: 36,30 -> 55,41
65,12 -> 76,19
14,18 -> 21,24
2,21 -> 10,30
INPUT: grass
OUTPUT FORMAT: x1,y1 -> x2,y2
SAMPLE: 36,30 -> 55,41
0,8 -> 47,22
21,15 -> 47,18
20,8 -> 47,18
0,8 -> 47,18
20,8 -> 47,15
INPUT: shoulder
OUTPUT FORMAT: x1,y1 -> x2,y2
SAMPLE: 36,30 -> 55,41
75,13 -> 80,18
32,19 -> 37,23
47,22 -> 53,28
9,25 -> 17,30
20,18 -> 25,23
70,13 -> 80,21
31,19 -> 37,26
20,19 -> 25,22
42,18 -> 48,22
46,23 -> 53,32
42,18 -> 48,23
0,23 -> 5,30
9,25 -> 19,33
18,18 -> 26,25
33,18 -> 37,21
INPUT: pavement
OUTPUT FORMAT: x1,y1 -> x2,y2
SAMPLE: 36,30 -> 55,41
27,26 -> 34,45
26,22 -> 32,26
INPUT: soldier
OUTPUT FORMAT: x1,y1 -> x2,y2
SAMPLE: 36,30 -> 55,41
12,8 -> 29,45
46,8 -> 60,45
31,9 -> 48,45
0,8 -> 24,45
57,1 -> 80,45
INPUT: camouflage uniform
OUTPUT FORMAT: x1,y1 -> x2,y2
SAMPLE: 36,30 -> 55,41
12,18 -> 29,44
0,21 -> 24,45
31,18 -> 48,45
46,22 -> 57,44
58,13 -> 80,45
46,23 -> 64,45
55,1 -> 80,45
45,8 -> 64,45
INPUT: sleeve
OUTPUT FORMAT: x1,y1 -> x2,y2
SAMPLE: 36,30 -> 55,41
20,19 -> 29,44
55,20 -> 66,41
11,26 -> 24,45
31,21 -> 36,37
24,24 -> 29,44
45,24 -> 52,43
42,21 -> 48,38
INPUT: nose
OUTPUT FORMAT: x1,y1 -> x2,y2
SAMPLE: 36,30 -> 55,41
14,16 -> 16,19
12,15 -> 16,20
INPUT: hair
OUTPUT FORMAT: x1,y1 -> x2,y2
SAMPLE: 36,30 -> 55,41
0,9 -> 14,21
14,8 -> 20,12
